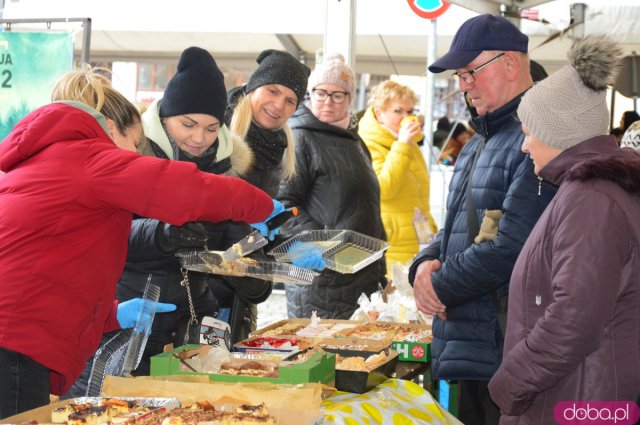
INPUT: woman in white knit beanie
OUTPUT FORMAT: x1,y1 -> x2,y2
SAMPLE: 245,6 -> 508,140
488,35 -> 640,423
277,52 -> 388,319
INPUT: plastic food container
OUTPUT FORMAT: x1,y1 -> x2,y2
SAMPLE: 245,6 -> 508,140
268,230 -> 389,274
175,251 -> 318,285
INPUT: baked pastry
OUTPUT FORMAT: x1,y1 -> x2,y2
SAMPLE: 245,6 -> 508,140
259,323 -> 305,337
218,360 -> 278,378
67,406 -> 110,425
140,402 -> 276,425
335,350 -> 389,371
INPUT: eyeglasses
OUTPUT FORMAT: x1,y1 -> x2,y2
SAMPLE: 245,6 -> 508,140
452,52 -> 506,84
311,88 -> 349,104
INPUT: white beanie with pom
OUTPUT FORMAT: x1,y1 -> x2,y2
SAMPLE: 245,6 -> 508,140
518,35 -> 623,150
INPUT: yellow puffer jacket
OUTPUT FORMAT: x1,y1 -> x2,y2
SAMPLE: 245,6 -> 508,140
358,106 -> 438,269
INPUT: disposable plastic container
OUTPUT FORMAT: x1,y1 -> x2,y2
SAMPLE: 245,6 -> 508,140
269,230 -> 389,274
176,251 -> 318,285
86,330 -> 132,396
86,280 -> 160,396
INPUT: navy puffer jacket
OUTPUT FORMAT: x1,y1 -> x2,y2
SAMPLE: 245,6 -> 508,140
409,94 -> 557,381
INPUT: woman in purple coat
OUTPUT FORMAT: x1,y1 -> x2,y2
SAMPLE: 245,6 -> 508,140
488,36 -> 640,423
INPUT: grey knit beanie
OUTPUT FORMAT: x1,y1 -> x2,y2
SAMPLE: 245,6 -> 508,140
518,35 -> 623,150
307,53 -> 356,99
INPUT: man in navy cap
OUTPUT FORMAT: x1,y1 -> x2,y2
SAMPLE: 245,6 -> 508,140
408,14 -> 557,424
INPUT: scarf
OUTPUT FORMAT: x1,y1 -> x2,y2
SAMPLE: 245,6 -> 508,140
165,132 -> 229,173
246,122 -> 287,171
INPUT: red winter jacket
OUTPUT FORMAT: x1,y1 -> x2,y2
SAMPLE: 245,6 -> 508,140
0,102 -> 272,394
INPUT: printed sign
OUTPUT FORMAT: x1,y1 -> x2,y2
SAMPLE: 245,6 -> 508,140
0,32 -> 73,141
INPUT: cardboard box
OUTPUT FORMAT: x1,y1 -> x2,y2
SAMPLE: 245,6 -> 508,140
250,318 -> 363,339
233,335 -> 307,354
378,321 -> 432,362
312,336 -> 392,352
392,340 -> 431,362
150,344 -> 335,386
1,379 -> 325,425
1,397 -> 180,425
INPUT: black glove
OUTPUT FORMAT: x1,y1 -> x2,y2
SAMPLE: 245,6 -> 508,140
156,222 -> 208,253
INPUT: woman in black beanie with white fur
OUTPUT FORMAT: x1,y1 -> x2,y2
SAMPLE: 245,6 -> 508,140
120,46 -> 277,367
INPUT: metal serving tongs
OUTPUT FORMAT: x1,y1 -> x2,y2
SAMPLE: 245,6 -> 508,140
197,207 -> 299,272
198,229 -> 267,269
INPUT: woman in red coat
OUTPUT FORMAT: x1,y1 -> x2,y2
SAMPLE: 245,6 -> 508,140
0,69 -> 280,418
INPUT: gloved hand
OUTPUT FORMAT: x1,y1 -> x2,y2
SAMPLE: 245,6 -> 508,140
250,199 -> 285,241
288,241 -> 326,271
117,298 -> 177,329
156,221 -> 208,253
292,251 -> 326,271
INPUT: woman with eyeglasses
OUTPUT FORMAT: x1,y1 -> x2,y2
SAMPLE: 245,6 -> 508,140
358,80 -> 439,271
277,53 -> 387,319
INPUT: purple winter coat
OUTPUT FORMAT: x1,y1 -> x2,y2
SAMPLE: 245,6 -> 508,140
488,136 -> 640,424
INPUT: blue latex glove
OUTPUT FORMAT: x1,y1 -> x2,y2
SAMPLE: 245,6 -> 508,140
288,241 -> 326,271
292,252 -> 326,271
250,199 -> 285,241
117,298 -> 177,329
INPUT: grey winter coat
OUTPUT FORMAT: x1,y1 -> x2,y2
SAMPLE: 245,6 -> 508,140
279,104 -> 387,319
489,136 -> 640,424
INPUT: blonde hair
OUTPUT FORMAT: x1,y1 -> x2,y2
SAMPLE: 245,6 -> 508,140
51,65 -> 141,136
369,80 -> 418,112
229,94 -> 296,180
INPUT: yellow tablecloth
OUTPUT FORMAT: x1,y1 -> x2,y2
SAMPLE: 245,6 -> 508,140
322,378 -> 462,425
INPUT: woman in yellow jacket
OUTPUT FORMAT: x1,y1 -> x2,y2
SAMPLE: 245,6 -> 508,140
358,80 -> 438,270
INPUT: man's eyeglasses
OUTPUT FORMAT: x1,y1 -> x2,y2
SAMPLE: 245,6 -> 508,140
311,88 -> 349,104
452,52 -> 506,84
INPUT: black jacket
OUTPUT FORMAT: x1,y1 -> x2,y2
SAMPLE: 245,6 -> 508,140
118,99 -> 270,373
278,104 -> 387,319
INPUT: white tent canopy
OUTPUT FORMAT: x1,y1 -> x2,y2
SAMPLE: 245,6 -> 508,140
2,0 -> 640,76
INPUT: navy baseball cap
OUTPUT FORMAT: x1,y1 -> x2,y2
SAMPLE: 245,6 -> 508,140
429,14 -> 529,73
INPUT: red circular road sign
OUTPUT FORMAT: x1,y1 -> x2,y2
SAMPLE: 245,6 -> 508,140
407,0 -> 451,20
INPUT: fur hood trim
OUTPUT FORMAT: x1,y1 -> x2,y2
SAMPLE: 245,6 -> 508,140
567,155 -> 640,194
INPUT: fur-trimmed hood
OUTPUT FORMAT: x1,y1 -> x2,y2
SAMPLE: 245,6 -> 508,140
540,135 -> 640,193
141,98 -> 253,176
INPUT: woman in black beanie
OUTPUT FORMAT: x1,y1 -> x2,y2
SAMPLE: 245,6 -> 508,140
225,49 -> 310,197
120,46 -> 278,369
215,50 -> 312,342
